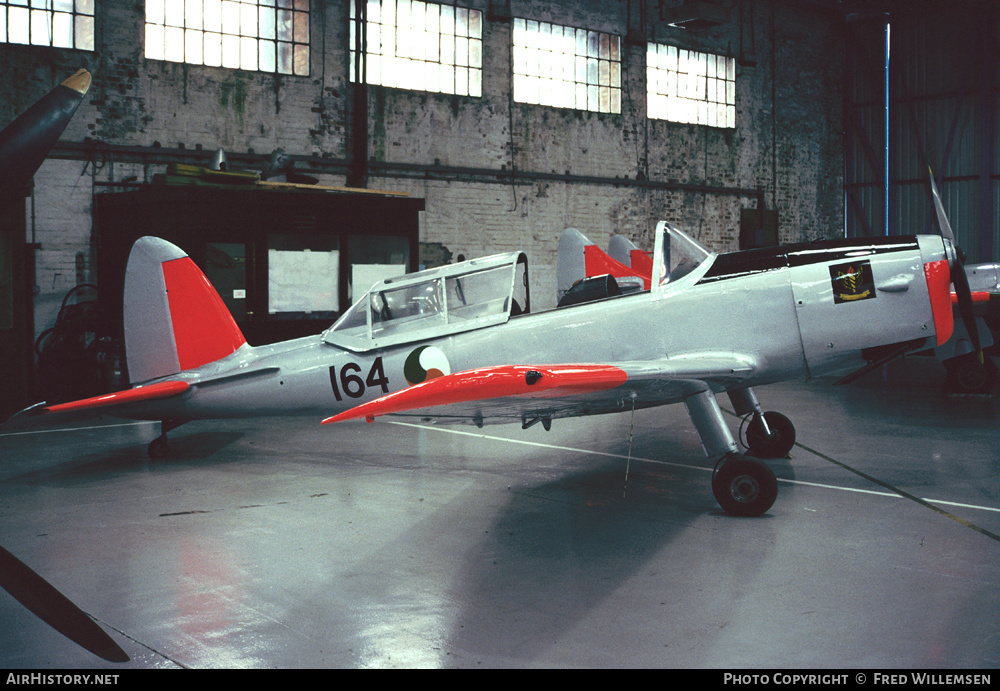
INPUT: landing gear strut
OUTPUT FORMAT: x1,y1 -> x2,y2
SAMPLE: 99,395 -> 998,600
685,387 -> 786,516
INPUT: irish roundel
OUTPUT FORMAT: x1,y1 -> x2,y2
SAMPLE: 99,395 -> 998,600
404,346 -> 451,385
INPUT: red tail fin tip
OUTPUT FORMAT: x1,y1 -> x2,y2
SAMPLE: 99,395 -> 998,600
161,256 -> 246,371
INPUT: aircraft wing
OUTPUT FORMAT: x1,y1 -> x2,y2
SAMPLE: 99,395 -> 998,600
322,355 -> 756,426
0,381 -> 190,432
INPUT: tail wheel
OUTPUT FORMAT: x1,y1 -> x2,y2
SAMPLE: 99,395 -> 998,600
712,456 -> 778,517
744,411 -> 795,458
148,436 -> 169,460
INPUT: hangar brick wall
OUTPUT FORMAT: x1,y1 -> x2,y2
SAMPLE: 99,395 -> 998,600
0,0 -> 843,333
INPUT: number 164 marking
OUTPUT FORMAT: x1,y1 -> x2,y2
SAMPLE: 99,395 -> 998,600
329,357 -> 390,401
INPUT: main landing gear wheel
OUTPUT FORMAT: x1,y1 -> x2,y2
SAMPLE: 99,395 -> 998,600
945,355 -> 997,395
744,411 -> 796,458
712,455 -> 778,517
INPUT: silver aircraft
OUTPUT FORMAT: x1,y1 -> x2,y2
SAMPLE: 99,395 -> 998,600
0,69 -> 978,521
1,68 -> 975,666
4,212 -> 969,518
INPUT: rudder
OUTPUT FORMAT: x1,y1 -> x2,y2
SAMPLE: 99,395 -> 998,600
124,237 -> 246,383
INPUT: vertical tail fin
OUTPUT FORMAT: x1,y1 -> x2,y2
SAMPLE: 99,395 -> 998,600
124,237 -> 246,383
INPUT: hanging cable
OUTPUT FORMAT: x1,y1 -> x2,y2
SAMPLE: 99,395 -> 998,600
622,394 -> 637,498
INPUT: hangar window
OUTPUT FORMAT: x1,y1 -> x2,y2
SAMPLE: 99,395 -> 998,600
0,0 -> 94,50
350,1 -> 483,97
144,0 -> 310,76
647,43 -> 734,128
512,18 -> 621,114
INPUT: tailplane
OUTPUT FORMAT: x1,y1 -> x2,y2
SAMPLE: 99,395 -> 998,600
556,228 -> 649,304
124,237 -> 247,383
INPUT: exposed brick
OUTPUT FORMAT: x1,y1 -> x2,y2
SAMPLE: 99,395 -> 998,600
1,0 -> 844,333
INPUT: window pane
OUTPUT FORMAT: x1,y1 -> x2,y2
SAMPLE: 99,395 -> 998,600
469,67 -> 481,97
222,32 -> 240,67
241,2 -> 258,35
52,12 -> 73,47
204,31 -> 223,65
165,26 -> 185,62
221,1 -> 240,35
293,42 -> 307,74
145,22 -> 165,61
259,6 -> 275,39
277,8 -> 291,40
258,38 -> 275,71
185,0 -> 204,31
185,28 -> 203,64
30,9 -> 50,44
149,0 -> 165,21
277,40 -> 292,73
204,0 -> 222,32
240,36 -> 258,70
166,0 -> 186,27
293,9 -> 307,43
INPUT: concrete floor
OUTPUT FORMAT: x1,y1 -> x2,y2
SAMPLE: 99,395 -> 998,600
1,356 -> 998,669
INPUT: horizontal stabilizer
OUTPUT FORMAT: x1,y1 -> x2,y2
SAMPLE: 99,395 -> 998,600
557,228 -> 649,303
608,234 -> 654,277
1,381 -> 189,432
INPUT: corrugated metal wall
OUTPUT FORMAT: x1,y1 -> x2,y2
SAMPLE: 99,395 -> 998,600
845,1 -> 999,263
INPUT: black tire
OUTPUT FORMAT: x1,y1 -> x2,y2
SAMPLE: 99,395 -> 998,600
712,456 -> 778,517
148,436 -> 169,460
744,411 -> 796,458
945,355 -> 997,395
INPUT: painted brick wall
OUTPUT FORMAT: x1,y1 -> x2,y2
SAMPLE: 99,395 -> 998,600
0,0 -> 844,335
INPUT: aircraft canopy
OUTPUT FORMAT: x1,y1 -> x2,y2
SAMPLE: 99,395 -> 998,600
324,251 -> 529,352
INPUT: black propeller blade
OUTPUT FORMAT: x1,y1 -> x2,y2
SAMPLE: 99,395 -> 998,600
928,168 -> 984,364
0,68 -> 91,203
0,545 -> 129,662
0,70 -> 126,662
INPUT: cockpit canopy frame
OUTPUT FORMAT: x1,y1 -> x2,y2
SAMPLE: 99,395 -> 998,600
324,251 -> 529,352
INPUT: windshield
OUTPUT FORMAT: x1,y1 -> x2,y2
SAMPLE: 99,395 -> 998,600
655,223 -> 712,287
